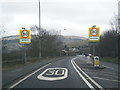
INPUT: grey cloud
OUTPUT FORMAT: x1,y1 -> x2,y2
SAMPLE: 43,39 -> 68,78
0,0 -> 118,37
1,2 -> 38,15
41,1 -> 117,25
1,1 -> 117,25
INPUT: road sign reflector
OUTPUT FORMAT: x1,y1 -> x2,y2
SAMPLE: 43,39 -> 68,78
94,56 -> 100,67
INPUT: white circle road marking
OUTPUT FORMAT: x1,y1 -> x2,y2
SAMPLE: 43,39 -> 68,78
37,68 -> 68,81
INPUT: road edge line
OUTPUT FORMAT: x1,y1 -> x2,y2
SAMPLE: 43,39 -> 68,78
9,63 -> 51,89
71,57 -> 95,89
73,58 -> 104,89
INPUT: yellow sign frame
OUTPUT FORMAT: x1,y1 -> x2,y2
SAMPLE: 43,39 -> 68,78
88,27 -> 100,42
19,30 -> 31,44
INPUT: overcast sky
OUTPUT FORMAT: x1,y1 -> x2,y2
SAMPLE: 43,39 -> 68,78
0,0 -> 119,38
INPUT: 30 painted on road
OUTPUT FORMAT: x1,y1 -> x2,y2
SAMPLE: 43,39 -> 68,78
37,68 -> 68,81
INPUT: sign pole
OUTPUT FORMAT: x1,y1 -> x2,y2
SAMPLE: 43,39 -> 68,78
22,44 -> 24,63
93,44 -> 95,56
22,43 -> 26,64
22,27 -> 27,64
19,27 -> 31,64
93,45 -> 95,66
88,25 -> 100,66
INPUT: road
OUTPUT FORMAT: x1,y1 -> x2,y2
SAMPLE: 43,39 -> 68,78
6,56 -> 119,89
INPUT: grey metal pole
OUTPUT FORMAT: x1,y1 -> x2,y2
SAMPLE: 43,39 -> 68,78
39,0 -> 41,58
93,45 -> 95,56
21,27 -> 27,64
60,30 -> 61,56
22,41 -> 26,64
24,44 -> 27,64
93,45 -> 95,66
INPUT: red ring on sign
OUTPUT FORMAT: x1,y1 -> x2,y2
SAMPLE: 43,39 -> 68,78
90,28 -> 98,36
21,30 -> 29,38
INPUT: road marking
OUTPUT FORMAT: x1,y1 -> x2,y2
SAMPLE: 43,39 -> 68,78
71,57 -> 104,89
71,57 -> 95,89
73,59 -> 103,89
9,63 -> 51,89
85,71 -> 118,78
93,77 -> 120,82
37,68 -> 68,81
102,65 -> 114,70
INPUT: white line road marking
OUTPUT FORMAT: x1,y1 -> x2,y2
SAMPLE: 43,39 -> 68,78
93,77 -> 120,82
73,59 -> 103,89
37,68 -> 68,81
85,71 -> 118,78
71,57 -> 95,89
102,65 -> 114,70
71,57 -> 104,89
9,63 -> 51,89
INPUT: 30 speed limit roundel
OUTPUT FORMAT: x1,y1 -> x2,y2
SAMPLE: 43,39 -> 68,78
22,30 -> 29,38
90,28 -> 98,36
19,29 -> 31,44
88,27 -> 100,42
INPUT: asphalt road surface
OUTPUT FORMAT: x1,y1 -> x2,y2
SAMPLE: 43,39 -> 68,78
6,56 -> 119,89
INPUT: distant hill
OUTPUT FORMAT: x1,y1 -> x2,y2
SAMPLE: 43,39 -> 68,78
62,36 -> 88,47
63,36 -> 86,40
2,35 -> 21,52
2,35 -> 88,52
62,36 -> 86,42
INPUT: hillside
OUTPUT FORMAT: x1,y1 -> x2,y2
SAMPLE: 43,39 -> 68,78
2,35 -> 88,52
62,36 -> 88,47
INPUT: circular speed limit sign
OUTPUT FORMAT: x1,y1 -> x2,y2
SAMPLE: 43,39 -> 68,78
90,28 -> 98,36
22,30 -> 29,38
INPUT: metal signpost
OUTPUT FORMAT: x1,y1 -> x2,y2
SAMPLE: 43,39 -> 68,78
88,26 -> 100,67
19,28 -> 31,64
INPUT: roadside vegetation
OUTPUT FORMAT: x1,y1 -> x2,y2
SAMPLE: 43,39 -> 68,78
92,14 -> 119,64
2,57 -> 51,71
2,26 -> 65,69
1,14 -> 119,70
64,40 -> 88,47
100,57 -> 119,64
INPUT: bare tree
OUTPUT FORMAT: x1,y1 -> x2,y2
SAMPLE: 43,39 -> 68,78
0,25 -> 7,53
95,14 -> 118,58
30,25 -> 39,36
28,25 -> 63,58
0,25 -> 6,38
110,14 -> 119,35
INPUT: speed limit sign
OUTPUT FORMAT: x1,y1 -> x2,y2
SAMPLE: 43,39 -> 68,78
19,29 -> 31,44
22,30 -> 29,38
89,27 -> 100,42
90,28 -> 98,36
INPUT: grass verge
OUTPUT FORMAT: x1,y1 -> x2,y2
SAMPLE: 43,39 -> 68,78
2,56 -> 62,71
100,57 -> 120,64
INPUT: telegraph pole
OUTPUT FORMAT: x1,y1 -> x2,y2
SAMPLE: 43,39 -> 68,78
39,0 -> 41,58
